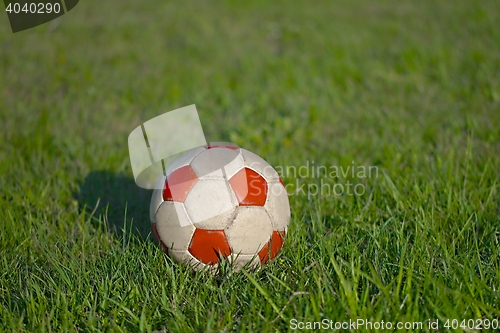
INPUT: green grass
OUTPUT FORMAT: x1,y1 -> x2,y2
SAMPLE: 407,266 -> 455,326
1,0 -> 500,331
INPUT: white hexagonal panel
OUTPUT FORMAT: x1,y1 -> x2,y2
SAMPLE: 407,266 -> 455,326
150,174 -> 166,223
155,201 -> 195,251
170,249 -> 195,264
184,179 -> 237,228
264,182 -> 291,230
190,148 -> 240,179
225,206 -> 273,255
240,149 -> 280,182
229,253 -> 260,271
164,147 -> 206,177
196,168 -> 224,180
170,250 -> 208,271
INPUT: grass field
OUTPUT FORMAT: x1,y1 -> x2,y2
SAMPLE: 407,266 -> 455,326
1,0 -> 500,331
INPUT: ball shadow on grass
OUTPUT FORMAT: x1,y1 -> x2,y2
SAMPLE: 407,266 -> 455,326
74,170 -> 153,240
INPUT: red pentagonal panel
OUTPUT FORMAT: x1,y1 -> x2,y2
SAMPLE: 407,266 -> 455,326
152,223 -> 169,254
229,168 -> 268,206
206,144 -> 239,150
163,165 -> 199,202
279,177 -> 285,188
188,229 -> 231,265
270,230 -> 286,258
258,230 -> 286,264
258,242 -> 270,264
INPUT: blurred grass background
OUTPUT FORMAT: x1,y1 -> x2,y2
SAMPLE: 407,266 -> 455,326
1,0 -> 499,331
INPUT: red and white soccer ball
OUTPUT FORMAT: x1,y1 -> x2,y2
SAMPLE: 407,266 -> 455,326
150,144 -> 290,271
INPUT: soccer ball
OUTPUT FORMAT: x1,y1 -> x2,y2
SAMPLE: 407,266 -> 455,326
150,144 -> 290,271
